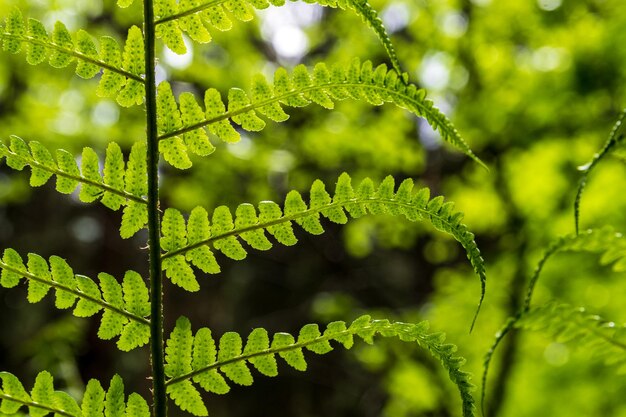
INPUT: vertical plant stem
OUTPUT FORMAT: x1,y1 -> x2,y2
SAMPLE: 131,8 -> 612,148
143,1 -> 166,417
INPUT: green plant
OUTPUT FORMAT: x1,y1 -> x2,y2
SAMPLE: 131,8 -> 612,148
0,1 -> 488,416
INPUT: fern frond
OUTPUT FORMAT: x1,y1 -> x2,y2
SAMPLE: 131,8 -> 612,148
518,302 -> 626,366
574,109 -> 626,234
157,60 -> 484,168
0,137 -> 149,239
0,9 -> 145,107
0,249 -> 150,351
160,172 -> 486,324
0,373 -> 149,417
481,226 -> 626,413
524,226 -> 626,311
153,0 -> 401,72
163,315 -> 475,417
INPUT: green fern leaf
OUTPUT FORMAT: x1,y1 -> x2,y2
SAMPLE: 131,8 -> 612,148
158,61 -> 483,167
82,380 -> 105,417
98,272 -> 129,340
574,109 -> 626,234
251,74 -> 289,122
167,381 -> 208,417
162,208 -> 188,252
235,203 -> 273,250
228,88 -> 266,131
29,371 -> 54,417
25,18 -> 47,65
166,317 -> 195,378
101,142 -> 126,210
163,255 -> 199,292
298,324 -> 333,354
272,332 -> 307,371
125,393 -> 150,417
155,0 -> 187,54
6,135 -> 31,170
156,84 -> 192,168
117,271 -> 150,352
258,201 -> 298,245
26,253 -> 52,303
211,206 -> 247,260
160,173 -> 486,310
105,375 -> 126,417
192,328 -> 230,394
0,371 -> 147,417
0,138 -> 148,226
152,0 -> 400,74
55,149 -> 80,194
2,8 -> 25,54
245,328 -> 277,377
525,227 -> 626,311
119,143 -> 148,238
116,26 -> 145,107
96,36 -> 126,98
178,0 -> 212,43
49,21 -> 75,68
0,10 -> 146,101
121,271 -> 149,317
179,93 -> 216,156
187,207 -> 221,274
324,321 -> 353,348
0,247 -> 150,350
49,255 -> 77,309
0,372 -> 31,414
79,147 -> 103,202
124,142 -> 148,196
74,275 -> 103,317
165,316 -> 475,417
120,202 -> 149,239
204,88 -> 240,143
165,317 -> 209,416
284,191 -> 324,235
218,332 -> 254,385
75,30 -> 100,78
1,248 -> 25,288
118,0 -> 135,7
53,391 -> 82,417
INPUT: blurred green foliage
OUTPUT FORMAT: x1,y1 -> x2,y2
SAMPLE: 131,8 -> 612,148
1,0 -> 626,416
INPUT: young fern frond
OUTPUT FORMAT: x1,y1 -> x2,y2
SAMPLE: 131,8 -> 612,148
481,226 -> 626,413
0,372 -> 149,417
0,248 -> 150,351
159,172 -> 486,325
518,302 -> 626,367
163,315 -> 475,417
152,0 -> 402,73
574,109 -> 626,234
0,136 -> 149,239
523,226 -> 626,310
157,59 -> 485,169
0,9 -> 145,107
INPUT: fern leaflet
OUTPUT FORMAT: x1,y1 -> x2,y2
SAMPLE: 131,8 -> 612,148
153,0 -> 401,73
156,60 -> 484,169
159,172 -> 486,327
0,9 -> 145,107
0,136 -> 149,239
163,315 -> 475,417
0,373 -> 149,417
574,109 -> 626,234
0,248 -> 150,351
